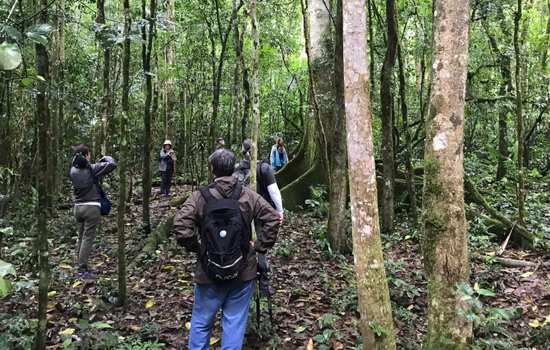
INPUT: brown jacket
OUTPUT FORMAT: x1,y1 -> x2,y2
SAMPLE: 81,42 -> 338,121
173,176 -> 280,284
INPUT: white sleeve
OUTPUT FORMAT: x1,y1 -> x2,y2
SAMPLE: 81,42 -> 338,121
267,183 -> 284,214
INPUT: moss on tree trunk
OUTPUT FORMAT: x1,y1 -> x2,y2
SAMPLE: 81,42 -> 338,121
422,0 -> 472,347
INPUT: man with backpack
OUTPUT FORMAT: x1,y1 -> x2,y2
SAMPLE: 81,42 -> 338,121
234,139 -> 284,223
173,149 -> 280,350
69,144 -> 117,277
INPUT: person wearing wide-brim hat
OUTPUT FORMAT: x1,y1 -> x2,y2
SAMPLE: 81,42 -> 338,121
159,140 -> 176,197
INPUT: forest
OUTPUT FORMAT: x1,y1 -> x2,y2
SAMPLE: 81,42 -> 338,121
0,0 -> 549,349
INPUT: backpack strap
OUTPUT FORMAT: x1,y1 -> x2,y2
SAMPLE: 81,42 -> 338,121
230,183 -> 242,201
199,185 -> 216,204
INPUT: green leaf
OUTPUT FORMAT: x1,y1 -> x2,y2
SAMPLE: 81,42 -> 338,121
27,23 -> 53,36
0,25 -> 23,42
91,322 -> 112,329
0,227 -> 14,236
20,77 -> 34,88
0,259 -> 16,278
0,277 -> 12,298
0,42 -> 22,70
26,32 -> 48,45
476,288 -> 496,297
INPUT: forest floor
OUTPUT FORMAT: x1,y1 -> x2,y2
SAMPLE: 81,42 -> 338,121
1,184 -> 549,349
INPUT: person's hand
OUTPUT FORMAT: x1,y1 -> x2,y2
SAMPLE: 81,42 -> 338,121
250,241 -> 255,250
278,213 -> 284,225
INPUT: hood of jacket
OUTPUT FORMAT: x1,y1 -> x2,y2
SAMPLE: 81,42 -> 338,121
213,176 -> 239,197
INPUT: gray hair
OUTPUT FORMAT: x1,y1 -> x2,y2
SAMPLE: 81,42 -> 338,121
210,149 -> 236,177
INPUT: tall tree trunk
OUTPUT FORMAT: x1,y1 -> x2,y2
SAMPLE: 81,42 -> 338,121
513,0 -> 525,224
117,0 -> 131,307
496,85 -> 510,180
422,0 -> 472,347
367,0 -> 375,100
33,0 -> 51,348
208,0 -> 240,153
249,0 -> 260,191
241,28 -> 251,141
0,78 -> 11,175
485,15 -> 513,181
163,0 -> 175,139
342,1 -> 396,348
379,0 -> 397,233
278,0 -> 330,210
96,0 -> 112,156
306,0 -> 333,178
327,0 -> 349,253
53,0 -> 65,194
142,0 -> 156,234
231,0 -> 242,147
397,40 -> 417,220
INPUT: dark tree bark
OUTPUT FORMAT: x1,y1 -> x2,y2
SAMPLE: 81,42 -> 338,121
207,0 -> 242,153
96,0 -> 112,155
33,0 -> 51,348
367,0 -> 375,100
52,0 -> 65,195
397,40 -> 417,220
379,0 -> 397,232
327,0 -> 349,253
117,0 -> 131,307
249,0 -> 260,191
163,0 -> 176,140
241,25 -> 251,141
141,0 -> 156,234
484,16 -> 512,181
230,0 -> 242,148
513,0 -> 525,224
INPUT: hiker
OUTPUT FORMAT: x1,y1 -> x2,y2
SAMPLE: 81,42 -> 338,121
234,139 -> 284,224
270,137 -> 289,171
207,137 -> 226,163
173,149 -> 280,350
159,140 -> 176,197
69,144 -> 117,277
215,137 -> 226,150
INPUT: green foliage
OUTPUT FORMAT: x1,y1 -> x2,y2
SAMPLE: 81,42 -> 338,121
311,223 -> 333,257
313,313 -> 343,350
19,23 -> 54,46
368,320 -> 388,338
0,42 -> 22,70
117,338 -> 165,350
273,239 -> 294,259
457,282 -> 523,349
59,318 -> 165,350
0,314 -> 35,349
0,259 -> 16,298
304,185 -> 329,218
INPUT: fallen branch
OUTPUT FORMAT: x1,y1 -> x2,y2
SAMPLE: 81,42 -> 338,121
486,256 -> 550,268
127,214 -> 176,272
464,177 -> 535,246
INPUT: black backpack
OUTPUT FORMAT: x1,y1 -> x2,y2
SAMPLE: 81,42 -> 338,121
233,160 -> 251,187
199,183 -> 250,281
88,166 -> 112,216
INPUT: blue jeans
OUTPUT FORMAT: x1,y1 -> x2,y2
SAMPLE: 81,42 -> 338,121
188,280 -> 255,350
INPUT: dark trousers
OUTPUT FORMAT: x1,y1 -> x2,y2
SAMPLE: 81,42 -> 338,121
160,171 -> 173,195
